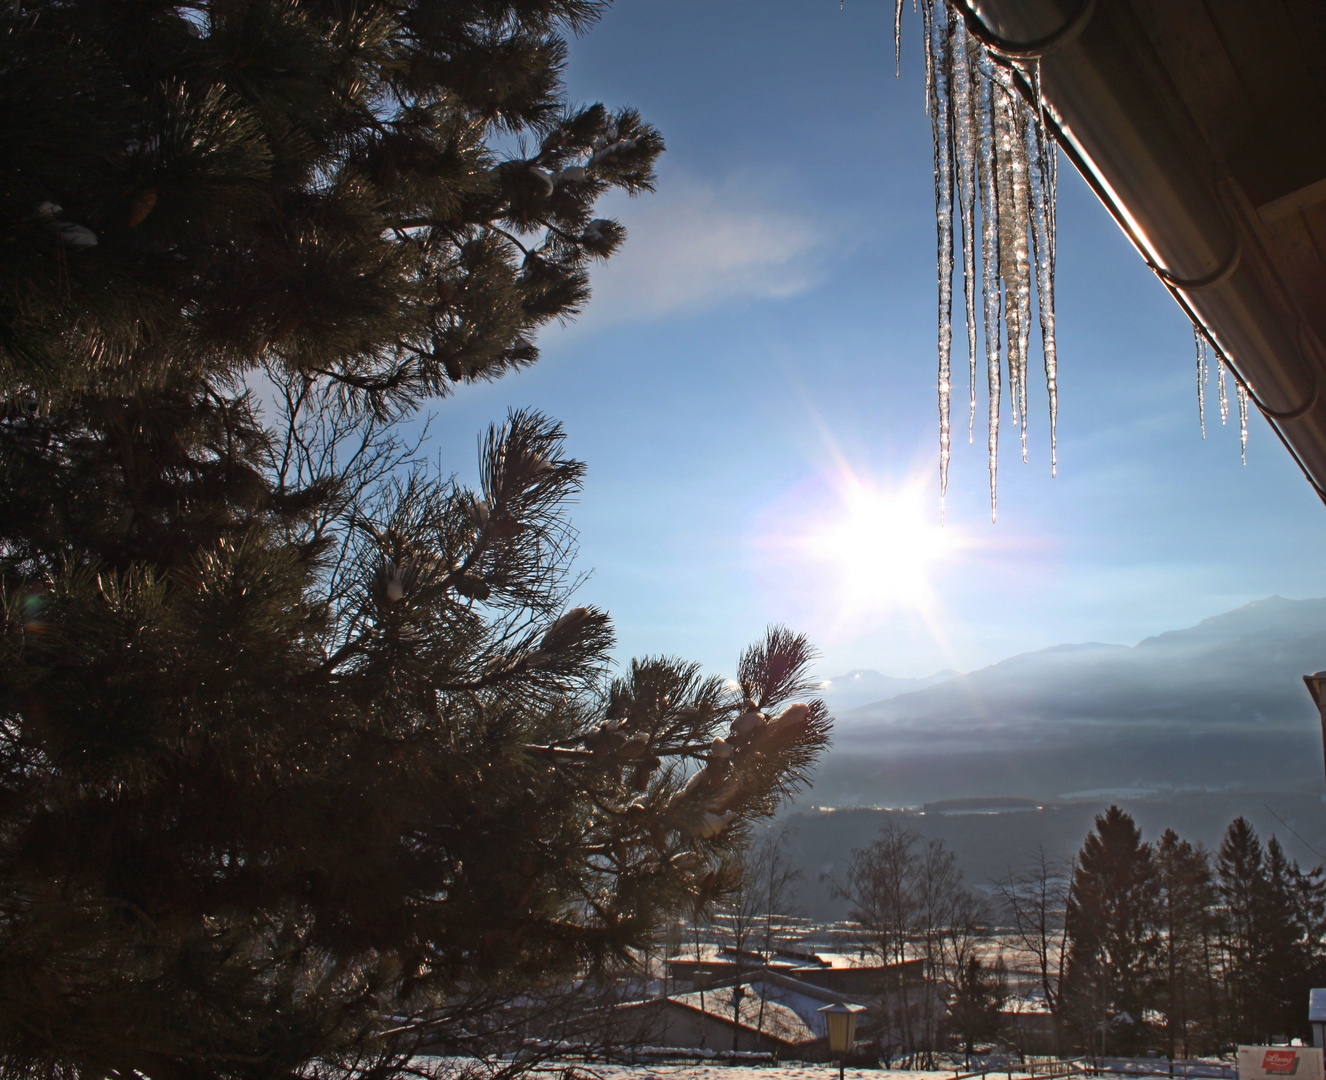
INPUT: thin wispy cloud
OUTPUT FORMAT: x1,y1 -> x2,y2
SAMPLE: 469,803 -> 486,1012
574,172 -> 834,325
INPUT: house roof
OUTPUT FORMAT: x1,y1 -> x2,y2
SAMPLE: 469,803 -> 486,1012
714,968 -> 873,1005
666,943 -> 919,972
669,988 -> 817,1045
1001,993 -> 1054,1016
799,949 -> 919,970
964,0 -> 1326,499
618,988 -> 817,1047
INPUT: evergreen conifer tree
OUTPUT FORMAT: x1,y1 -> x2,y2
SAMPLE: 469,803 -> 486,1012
1063,806 -> 1159,1056
0,4 -> 832,1079
1217,819 -> 1326,1044
1154,828 -> 1217,1058
1217,814 -> 1266,1042
948,954 -> 1008,1060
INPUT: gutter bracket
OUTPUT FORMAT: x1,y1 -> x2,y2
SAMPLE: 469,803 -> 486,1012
948,0 -> 1097,60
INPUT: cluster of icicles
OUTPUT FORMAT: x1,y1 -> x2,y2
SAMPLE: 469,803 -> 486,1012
911,0 -> 1247,520
910,0 -> 1058,521
1195,327 -> 1249,463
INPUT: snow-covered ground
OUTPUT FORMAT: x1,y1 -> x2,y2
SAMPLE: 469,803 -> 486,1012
528,1069 -> 988,1080
410,1058 -> 1232,1080
412,1063 -> 1019,1080
532,1069 -> 1227,1080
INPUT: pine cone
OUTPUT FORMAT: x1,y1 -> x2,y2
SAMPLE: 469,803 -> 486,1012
127,188 -> 158,227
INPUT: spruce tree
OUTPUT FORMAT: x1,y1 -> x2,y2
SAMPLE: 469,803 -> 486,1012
1063,806 -> 1159,1056
1217,814 -> 1267,1042
948,954 -> 1008,1060
1153,829 -> 1217,1058
0,4 -> 832,1079
1217,819 -> 1326,1044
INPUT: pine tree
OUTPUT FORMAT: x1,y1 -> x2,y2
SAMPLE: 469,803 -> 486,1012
2,0 -> 660,409
1063,806 -> 1159,1056
0,4 -> 832,1079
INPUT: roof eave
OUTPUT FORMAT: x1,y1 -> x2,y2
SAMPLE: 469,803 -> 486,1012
964,0 -> 1326,501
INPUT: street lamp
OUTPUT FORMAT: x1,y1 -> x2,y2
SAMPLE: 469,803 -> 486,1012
1302,670 -> 1326,795
818,1002 -> 866,1080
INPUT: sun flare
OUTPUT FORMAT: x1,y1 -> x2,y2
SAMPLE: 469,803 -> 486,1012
808,479 -> 957,614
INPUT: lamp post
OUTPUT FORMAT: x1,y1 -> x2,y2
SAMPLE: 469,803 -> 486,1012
818,1002 -> 866,1080
1302,670 -> 1326,796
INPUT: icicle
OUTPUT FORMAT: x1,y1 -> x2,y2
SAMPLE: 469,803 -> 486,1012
1238,381 -> 1249,463
1027,62 -> 1058,477
1008,81 -> 1034,463
1194,326 -> 1207,439
951,15 -> 979,447
895,0 -> 904,76
991,67 -> 1031,464
915,5 -> 1062,518
975,45 -> 1002,521
928,2 -> 955,518
1195,323 -> 1250,457
992,76 -> 1019,439
921,5 -> 933,116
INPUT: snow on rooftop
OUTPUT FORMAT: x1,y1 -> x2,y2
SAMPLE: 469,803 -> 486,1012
668,987 -> 815,1045
1001,994 -> 1054,1015
667,942 -> 921,971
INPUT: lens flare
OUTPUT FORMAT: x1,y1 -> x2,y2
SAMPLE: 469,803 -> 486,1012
808,477 -> 958,615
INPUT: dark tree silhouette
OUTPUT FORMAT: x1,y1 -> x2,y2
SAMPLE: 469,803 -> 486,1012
0,4 -> 831,1079
949,954 -> 1008,1061
1154,828 -> 1218,1059
1063,806 -> 1158,1056
1218,818 -> 1326,1044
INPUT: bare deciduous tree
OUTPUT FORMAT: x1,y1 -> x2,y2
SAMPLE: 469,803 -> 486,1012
832,820 -> 988,1066
711,826 -> 803,1050
750,827 -> 803,1040
992,845 -> 1073,1055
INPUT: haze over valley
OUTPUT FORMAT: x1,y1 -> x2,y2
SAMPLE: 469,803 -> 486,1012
784,596 -> 1326,919
811,594 -> 1326,806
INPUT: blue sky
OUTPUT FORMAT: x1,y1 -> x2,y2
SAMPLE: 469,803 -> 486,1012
421,0 -> 1326,681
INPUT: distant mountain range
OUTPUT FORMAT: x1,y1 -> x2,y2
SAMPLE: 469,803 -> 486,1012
816,667 -> 958,711
803,596 -> 1326,808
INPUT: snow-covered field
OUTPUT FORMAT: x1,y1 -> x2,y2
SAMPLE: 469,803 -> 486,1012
411,1056 -> 1237,1080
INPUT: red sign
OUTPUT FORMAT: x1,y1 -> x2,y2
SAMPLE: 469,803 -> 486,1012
1264,1051 -> 1300,1075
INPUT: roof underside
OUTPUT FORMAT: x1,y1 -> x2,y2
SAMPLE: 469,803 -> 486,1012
970,0 -> 1326,499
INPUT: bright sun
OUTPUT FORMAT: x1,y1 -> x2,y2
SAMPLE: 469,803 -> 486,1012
807,479 -> 957,614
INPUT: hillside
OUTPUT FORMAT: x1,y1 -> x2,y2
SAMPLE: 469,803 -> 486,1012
781,597 -> 1326,919
777,792 -> 1326,920
805,595 -> 1326,808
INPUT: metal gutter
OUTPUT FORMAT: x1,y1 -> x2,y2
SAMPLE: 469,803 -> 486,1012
962,0 -> 1326,502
